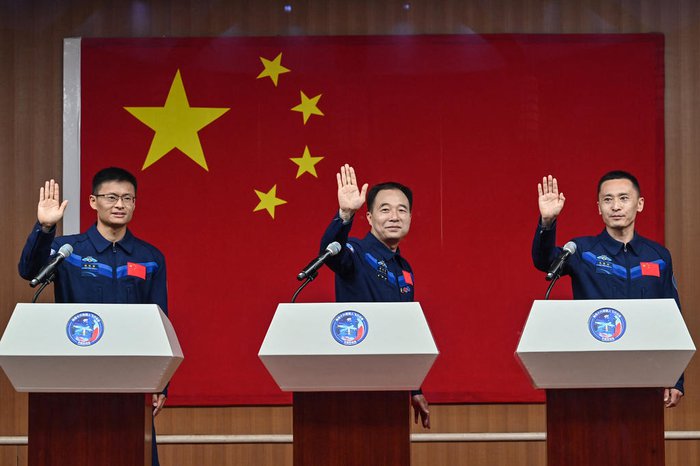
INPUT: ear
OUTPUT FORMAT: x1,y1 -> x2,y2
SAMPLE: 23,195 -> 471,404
366,210 -> 372,226
89,195 -> 98,211
637,196 -> 645,213
597,201 -> 602,215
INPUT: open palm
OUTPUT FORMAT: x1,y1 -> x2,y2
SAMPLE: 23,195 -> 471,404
337,164 -> 368,215
538,175 -> 565,223
37,179 -> 68,227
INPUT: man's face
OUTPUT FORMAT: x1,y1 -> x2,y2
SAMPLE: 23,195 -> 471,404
597,178 -> 644,230
89,180 -> 136,229
366,189 -> 411,249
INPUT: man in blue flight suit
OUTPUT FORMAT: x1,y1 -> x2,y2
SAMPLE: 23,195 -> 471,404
532,171 -> 684,408
320,163 -> 430,428
18,167 -> 169,464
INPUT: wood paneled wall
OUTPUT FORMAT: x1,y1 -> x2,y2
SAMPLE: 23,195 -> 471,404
1,1 -> 699,465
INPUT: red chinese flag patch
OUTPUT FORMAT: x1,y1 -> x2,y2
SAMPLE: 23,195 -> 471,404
127,262 -> 146,280
640,262 -> 660,277
403,270 -> 414,285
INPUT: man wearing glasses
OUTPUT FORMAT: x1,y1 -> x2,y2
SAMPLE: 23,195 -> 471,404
18,166 -> 168,465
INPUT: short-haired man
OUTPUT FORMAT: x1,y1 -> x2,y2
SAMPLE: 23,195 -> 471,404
320,164 -> 430,427
532,171 -> 684,407
18,167 -> 169,464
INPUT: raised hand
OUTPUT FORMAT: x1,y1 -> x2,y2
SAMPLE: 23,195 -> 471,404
37,179 -> 68,231
538,175 -> 565,227
337,164 -> 368,221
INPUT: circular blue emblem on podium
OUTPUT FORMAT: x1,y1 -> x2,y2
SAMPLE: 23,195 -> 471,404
331,311 -> 368,346
588,307 -> 626,342
66,312 -> 104,346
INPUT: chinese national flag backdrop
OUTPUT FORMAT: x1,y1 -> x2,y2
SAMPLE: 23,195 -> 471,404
79,35 -> 664,405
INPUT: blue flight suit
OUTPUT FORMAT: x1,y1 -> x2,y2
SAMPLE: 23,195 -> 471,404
19,222 -> 168,465
19,222 -> 167,310
321,213 -> 421,395
532,221 -> 684,392
320,213 -> 414,303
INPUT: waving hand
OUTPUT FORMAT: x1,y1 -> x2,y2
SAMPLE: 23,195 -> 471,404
38,179 -> 68,231
538,175 -> 565,228
337,164 -> 368,222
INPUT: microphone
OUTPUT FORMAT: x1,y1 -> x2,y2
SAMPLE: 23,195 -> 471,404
30,244 -> 73,288
546,241 -> 576,281
297,242 -> 342,281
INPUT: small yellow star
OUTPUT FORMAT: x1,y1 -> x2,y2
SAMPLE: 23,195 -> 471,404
253,185 -> 287,219
291,91 -> 324,124
125,70 -> 230,171
290,146 -> 324,178
256,53 -> 291,87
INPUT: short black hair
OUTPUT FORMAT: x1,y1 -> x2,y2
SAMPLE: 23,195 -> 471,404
366,182 -> 413,212
92,167 -> 138,194
597,170 -> 641,196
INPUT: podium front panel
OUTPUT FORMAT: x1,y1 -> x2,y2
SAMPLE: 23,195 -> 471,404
0,303 -> 184,392
516,299 -> 695,388
259,302 -> 438,391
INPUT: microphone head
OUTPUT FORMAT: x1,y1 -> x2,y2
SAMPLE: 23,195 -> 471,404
326,241 -> 342,256
563,241 -> 577,255
57,243 -> 73,258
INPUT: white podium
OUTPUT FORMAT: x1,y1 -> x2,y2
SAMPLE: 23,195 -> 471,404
516,299 -> 695,466
259,301 -> 437,391
0,303 -> 184,466
259,302 -> 438,466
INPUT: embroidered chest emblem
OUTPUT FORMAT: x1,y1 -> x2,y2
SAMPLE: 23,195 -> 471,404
595,254 -> 614,275
376,260 -> 389,281
81,256 -> 99,277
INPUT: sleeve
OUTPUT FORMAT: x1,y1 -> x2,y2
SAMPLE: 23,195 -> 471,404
150,254 -> 168,316
320,213 -> 356,278
531,219 -> 563,273
674,373 -> 684,394
665,254 -> 681,310
18,222 -> 57,280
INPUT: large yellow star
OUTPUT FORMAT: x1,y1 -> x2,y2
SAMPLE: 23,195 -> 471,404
291,91 -> 324,124
290,146 -> 324,178
256,53 -> 291,87
253,185 -> 287,219
125,70 -> 230,171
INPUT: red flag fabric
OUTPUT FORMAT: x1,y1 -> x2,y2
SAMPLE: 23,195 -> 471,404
641,262 -> 661,277
127,262 -> 147,280
79,35 -> 664,405
403,270 -> 414,286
